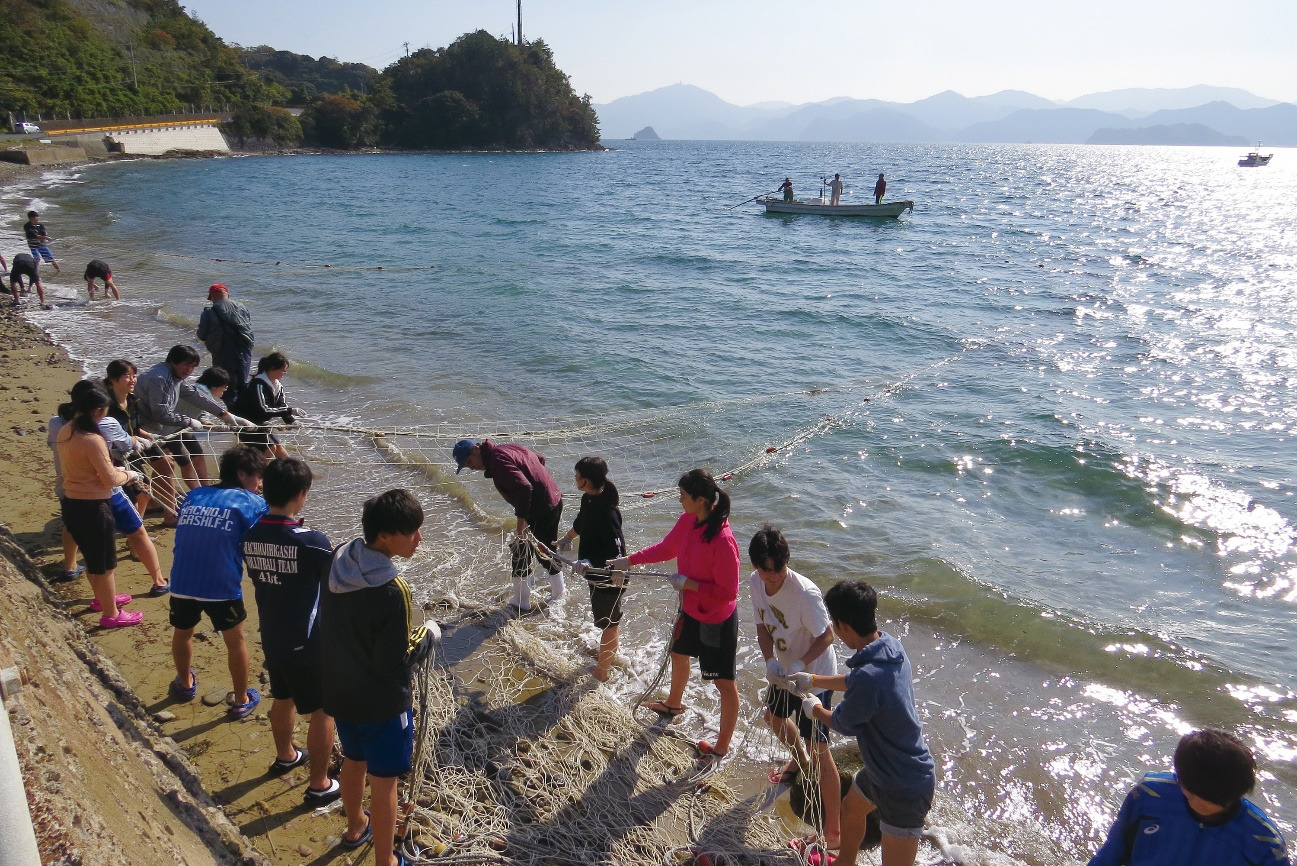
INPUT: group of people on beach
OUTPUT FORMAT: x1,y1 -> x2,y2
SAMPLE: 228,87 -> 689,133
34,270 -> 1291,865
4,209 -> 120,307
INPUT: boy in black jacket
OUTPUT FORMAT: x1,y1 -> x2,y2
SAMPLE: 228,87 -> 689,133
321,489 -> 438,866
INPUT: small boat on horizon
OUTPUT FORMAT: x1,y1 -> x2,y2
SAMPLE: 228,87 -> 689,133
757,196 -> 915,218
1238,144 -> 1273,167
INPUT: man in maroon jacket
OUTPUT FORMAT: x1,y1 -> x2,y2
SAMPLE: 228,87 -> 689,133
453,438 -> 564,611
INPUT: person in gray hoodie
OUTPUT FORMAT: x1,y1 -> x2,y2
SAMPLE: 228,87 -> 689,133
321,488 -> 438,866
791,580 -> 935,866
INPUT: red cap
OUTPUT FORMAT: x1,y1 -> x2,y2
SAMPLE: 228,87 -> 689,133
208,283 -> 228,297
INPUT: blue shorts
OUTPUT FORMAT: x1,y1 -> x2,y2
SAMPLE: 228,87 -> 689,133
852,768 -> 933,839
335,709 -> 414,778
109,488 -> 142,535
29,246 -> 55,264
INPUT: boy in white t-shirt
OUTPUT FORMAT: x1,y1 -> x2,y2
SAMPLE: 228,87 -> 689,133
749,525 -> 842,854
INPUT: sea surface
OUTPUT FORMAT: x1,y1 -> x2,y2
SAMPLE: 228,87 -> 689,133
5,140 -> 1297,864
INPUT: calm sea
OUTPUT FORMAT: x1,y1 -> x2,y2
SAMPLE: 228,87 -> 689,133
6,140 -> 1296,863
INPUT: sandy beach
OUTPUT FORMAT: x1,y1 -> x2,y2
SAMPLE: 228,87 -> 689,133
0,300 -> 802,865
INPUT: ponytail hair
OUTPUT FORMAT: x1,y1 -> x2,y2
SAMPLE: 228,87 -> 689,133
257,352 -> 290,374
574,456 -> 609,489
59,379 -> 106,423
68,382 -> 112,434
679,467 -> 730,542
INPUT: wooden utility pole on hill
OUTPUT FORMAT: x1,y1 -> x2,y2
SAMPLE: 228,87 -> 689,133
517,0 -> 523,45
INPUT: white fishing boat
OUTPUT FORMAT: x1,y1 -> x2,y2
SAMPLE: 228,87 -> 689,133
1238,145 -> 1273,167
757,196 -> 914,218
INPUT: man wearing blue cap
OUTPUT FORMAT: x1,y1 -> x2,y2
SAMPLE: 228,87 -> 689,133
453,438 -> 564,611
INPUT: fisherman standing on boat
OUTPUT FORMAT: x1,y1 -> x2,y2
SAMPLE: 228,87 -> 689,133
453,438 -> 565,612
828,174 -> 844,206
780,178 -> 795,202
874,174 -> 887,205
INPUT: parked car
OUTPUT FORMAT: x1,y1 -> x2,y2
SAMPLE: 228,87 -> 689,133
15,122 -> 41,134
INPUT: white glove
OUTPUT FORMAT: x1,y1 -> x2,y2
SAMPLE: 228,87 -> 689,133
233,415 -> 256,429
571,560 -> 589,578
787,660 -> 806,677
789,671 -> 815,694
126,470 -> 146,487
608,556 -> 631,572
556,536 -> 573,552
187,418 -> 203,431
766,658 -> 786,682
801,693 -> 822,718
666,573 -> 688,591
421,619 -> 442,643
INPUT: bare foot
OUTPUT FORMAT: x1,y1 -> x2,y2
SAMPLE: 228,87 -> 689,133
591,666 -> 610,683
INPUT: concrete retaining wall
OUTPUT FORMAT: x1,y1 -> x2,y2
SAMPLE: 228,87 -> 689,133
0,145 -> 88,166
106,124 -> 228,156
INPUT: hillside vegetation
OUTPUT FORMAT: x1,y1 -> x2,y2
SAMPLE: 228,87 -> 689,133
0,0 -> 599,151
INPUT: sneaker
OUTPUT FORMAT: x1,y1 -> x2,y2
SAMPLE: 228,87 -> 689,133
268,747 -> 309,775
228,688 -> 261,720
303,777 -> 341,805
99,609 -> 144,629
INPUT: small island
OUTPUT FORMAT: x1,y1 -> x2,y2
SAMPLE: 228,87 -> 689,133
632,126 -> 661,141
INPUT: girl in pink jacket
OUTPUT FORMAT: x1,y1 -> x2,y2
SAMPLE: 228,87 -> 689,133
612,468 -> 740,764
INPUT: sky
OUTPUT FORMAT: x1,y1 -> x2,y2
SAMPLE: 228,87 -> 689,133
184,0 -> 1297,107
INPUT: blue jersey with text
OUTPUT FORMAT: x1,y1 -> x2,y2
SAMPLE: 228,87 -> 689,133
1089,771 -> 1290,866
170,486 -> 268,602
242,515 -> 333,660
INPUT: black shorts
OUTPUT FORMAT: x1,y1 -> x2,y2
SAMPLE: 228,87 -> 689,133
588,582 -> 626,629
162,431 -> 203,467
169,596 -> 247,633
61,497 -> 116,573
512,502 -> 563,578
236,426 -> 280,452
767,685 -> 832,743
84,260 -> 111,281
265,650 -> 323,715
670,609 -> 739,681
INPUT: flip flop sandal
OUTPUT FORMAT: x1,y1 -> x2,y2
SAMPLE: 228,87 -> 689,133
169,669 -> 197,702
769,766 -> 800,786
646,700 -> 686,717
268,747 -> 309,775
89,593 -> 133,612
340,810 -> 372,849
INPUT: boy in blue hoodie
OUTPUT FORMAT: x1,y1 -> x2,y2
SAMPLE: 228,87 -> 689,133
321,489 -> 438,866
792,580 -> 935,866
1088,728 -> 1289,866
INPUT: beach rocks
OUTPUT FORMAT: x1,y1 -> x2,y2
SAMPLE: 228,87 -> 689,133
201,688 -> 228,706
153,710 -> 176,723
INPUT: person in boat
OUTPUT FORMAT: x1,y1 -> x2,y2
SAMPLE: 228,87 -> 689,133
235,351 -> 297,460
828,173 -> 844,206
1087,729 -> 1290,866
609,468 -> 741,768
780,178 -> 795,202
874,174 -> 887,205
556,456 -> 626,683
453,438 -> 565,611
83,259 -> 120,301
749,526 -> 842,852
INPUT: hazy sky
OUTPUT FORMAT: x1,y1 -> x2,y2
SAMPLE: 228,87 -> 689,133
185,0 -> 1297,106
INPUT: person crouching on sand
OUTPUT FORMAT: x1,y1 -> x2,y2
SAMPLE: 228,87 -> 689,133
555,456 -> 626,682
610,468 -> 741,768
235,351 -> 297,460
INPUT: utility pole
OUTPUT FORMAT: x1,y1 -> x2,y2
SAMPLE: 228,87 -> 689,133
127,41 -> 138,89
516,0 -> 523,45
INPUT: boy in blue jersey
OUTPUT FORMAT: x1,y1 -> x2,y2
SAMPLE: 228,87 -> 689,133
1089,729 -> 1290,866
793,580 -> 935,866
242,457 -> 340,804
322,489 -> 438,866
167,445 -> 269,720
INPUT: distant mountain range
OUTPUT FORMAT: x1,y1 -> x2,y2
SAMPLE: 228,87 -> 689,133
594,85 -> 1296,146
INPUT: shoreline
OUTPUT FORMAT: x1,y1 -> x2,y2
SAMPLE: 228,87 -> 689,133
0,305 -> 804,864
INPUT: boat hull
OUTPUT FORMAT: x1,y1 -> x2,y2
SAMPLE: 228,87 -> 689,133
759,197 -> 914,217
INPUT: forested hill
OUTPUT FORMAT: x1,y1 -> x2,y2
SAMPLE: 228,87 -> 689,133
0,1 -> 600,151
0,0 -> 274,116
